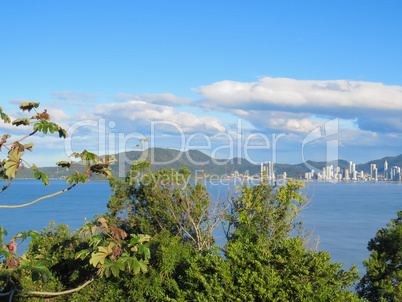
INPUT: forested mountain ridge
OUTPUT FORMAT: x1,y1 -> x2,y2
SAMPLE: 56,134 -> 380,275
14,147 -> 401,179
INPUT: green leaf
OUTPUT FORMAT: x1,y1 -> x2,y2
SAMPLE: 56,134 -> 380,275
133,258 -> 140,274
40,173 -> 49,186
115,261 -> 125,271
80,173 -> 88,184
27,230 -> 39,239
0,111 -> 11,123
89,234 -> 102,247
2,250 -> 10,258
66,172 -> 86,185
66,173 -> 78,185
32,266 -> 51,283
12,232 -> 23,240
126,258 -> 134,271
0,227 -> 8,236
56,161 -> 74,171
24,143 -> 34,152
80,150 -> 98,165
48,123 -> 55,133
4,160 -> 19,178
89,243 -> 114,267
90,251 -> 108,267
58,128 -> 68,138
4,148 -> 23,178
34,170 -> 41,179
130,234 -> 151,245
33,122 -> 42,131
12,118 -> 30,126
143,246 -> 151,259
104,266 -> 110,278
138,244 -> 144,255
69,152 -> 81,158
138,260 -> 148,273
75,249 -> 91,260
111,265 -> 120,277
33,169 -> 49,186
19,101 -> 40,112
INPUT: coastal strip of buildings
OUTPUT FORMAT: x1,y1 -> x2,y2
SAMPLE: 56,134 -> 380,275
304,160 -> 401,181
222,160 -> 400,182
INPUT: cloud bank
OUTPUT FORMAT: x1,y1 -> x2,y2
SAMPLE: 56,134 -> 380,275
79,100 -> 226,135
195,77 -> 402,114
194,77 -> 402,133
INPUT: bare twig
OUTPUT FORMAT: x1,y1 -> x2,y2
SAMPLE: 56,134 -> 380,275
16,278 -> 95,297
0,178 -> 14,194
0,184 -> 76,208
3,130 -> 37,147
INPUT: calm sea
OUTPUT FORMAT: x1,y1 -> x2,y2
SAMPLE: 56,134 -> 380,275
1,179 -> 401,276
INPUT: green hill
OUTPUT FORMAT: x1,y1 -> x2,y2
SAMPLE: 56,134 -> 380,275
356,154 -> 402,173
14,148 -> 402,180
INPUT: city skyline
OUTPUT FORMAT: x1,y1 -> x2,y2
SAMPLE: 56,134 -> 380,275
305,159 -> 402,182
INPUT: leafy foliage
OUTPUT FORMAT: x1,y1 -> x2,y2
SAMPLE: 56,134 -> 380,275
226,179 -> 308,243
357,210 -> 402,301
99,163 -> 363,301
106,160 -> 229,252
18,101 -> 40,112
182,238 -> 361,301
0,102 -> 121,300
76,218 -> 151,278
0,106 -> 11,123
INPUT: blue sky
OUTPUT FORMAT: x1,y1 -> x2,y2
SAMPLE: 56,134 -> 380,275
1,1 -> 402,167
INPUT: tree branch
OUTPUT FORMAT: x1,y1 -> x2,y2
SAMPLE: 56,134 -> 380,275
16,278 -> 95,296
0,183 -> 76,208
0,178 -> 14,194
3,130 -> 38,147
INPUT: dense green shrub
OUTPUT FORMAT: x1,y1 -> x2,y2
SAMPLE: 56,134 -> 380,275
357,211 -> 402,301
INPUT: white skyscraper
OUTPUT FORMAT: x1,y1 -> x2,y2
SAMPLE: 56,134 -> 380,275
370,164 -> 377,180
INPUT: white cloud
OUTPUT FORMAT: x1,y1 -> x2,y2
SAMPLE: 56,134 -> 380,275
115,93 -> 193,106
47,108 -> 72,123
195,77 -> 402,117
52,91 -> 98,102
232,110 -> 321,133
79,100 -> 226,134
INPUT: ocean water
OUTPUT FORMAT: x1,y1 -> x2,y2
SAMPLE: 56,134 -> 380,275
0,180 -> 112,243
1,179 -> 401,277
301,181 -> 402,276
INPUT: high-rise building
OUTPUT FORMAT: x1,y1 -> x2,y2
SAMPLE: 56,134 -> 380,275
370,164 -> 377,180
344,169 -> 350,180
261,162 -> 275,180
384,160 -> 388,179
268,161 -> 274,180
